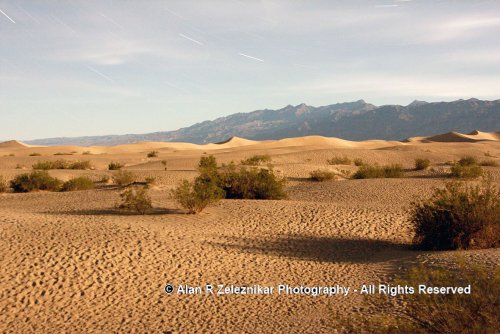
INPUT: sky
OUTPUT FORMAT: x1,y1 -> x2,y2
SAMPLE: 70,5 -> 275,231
1,0 -> 499,141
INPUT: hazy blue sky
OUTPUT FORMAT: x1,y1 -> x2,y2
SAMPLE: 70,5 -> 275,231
1,0 -> 499,140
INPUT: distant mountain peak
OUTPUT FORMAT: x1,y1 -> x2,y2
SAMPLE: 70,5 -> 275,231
407,100 -> 428,107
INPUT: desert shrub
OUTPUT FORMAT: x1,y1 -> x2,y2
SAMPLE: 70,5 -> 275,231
480,159 -> 499,167
309,169 -> 336,181
172,179 -> 224,214
32,160 -> 92,170
484,151 -> 494,157
450,164 -> 483,179
358,263 -> 499,334
353,158 -> 364,166
240,154 -> 272,166
218,163 -> 287,200
29,152 -> 41,156
108,161 -> 124,170
161,160 -> 167,170
82,151 -> 92,155
327,156 -> 351,165
118,186 -> 152,214
61,177 -> 95,191
147,150 -> 158,158
0,176 -> 7,192
457,156 -> 477,166
197,155 -> 219,182
414,158 -> 430,170
352,164 -> 404,179
10,171 -> 62,192
145,176 -> 156,186
54,152 -> 73,156
411,177 -> 499,250
113,170 -> 136,186
100,175 -> 111,183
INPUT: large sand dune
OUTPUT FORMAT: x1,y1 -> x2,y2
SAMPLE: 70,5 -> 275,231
0,131 -> 499,333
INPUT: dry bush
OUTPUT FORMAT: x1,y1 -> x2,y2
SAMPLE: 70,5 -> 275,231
457,156 -> 477,166
113,170 -> 136,186
172,179 -> 224,214
54,152 -> 73,156
414,158 -> 430,170
82,151 -> 92,155
352,164 -> 404,179
32,160 -> 92,170
356,263 -> 499,334
327,155 -> 351,165
411,176 -> 499,250
145,176 -> 156,187
309,169 -> 336,181
108,161 -> 124,170
240,154 -> 272,166
161,160 -> 167,170
0,176 -> 7,192
353,158 -> 364,166
480,159 -> 499,167
10,171 -> 62,192
29,152 -> 41,156
61,177 -> 95,191
147,150 -> 158,158
118,186 -> 152,214
450,164 -> 483,179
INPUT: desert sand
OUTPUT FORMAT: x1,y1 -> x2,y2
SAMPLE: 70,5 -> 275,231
0,131 -> 499,333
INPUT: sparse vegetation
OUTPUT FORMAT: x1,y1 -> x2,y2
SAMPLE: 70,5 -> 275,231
112,170 -> 136,186
353,158 -> 364,166
240,154 -> 272,166
480,159 -> 499,167
10,171 -> 62,192
172,179 -> 224,214
414,158 -> 430,170
82,151 -> 92,155
118,186 -> 152,214
327,155 -> 351,165
450,163 -> 483,179
54,152 -> 74,156
0,176 -> 7,192
484,151 -> 494,157
352,164 -> 404,179
411,176 -> 499,250
161,160 -> 167,170
145,176 -> 156,187
32,160 -> 92,170
457,156 -> 477,166
309,169 -> 336,181
100,175 -> 111,184
147,150 -> 158,158
108,161 -> 124,170
29,153 -> 41,156
61,177 -> 95,192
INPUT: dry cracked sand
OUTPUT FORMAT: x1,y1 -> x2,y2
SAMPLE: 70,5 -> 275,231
0,131 -> 499,333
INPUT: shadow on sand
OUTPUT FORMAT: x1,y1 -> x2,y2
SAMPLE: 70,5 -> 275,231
52,207 -> 186,216
208,234 -> 418,264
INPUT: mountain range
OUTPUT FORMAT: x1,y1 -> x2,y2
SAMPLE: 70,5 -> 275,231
25,98 -> 500,146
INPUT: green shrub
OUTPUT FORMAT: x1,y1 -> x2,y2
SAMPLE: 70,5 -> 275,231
172,179 -> 224,214
0,176 -> 7,192
411,177 -> 499,250
359,264 -> 499,334
450,164 -> 483,179
32,160 -> 92,170
113,170 -> 136,186
147,150 -> 158,158
457,156 -> 477,166
480,159 -> 499,167
29,153 -> 41,156
414,158 -> 430,170
118,186 -> 152,214
240,154 -> 272,166
353,158 -> 364,166
108,161 -> 124,170
218,163 -> 287,200
10,171 -> 62,192
62,177 -> 95,191
327,156 -> 351,165
309,169 -> 336,181
352,164 -> 404,179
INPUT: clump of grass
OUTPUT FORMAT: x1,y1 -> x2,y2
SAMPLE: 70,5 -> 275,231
0,176 -> 7,193
108,161 -> 124,170
145,176 -> 156,187
118,186 -> 152,215
457,156 -> 477,166
240,154 -> 272,166
352,164 -> 404,179
480,159 -> 499,167
112,170 -> 136,186
10,171 -> 62,192
172,179 -> 224,214
147,151 -> 158,158
450,164 -> 483,179
358,263 -> 499,334
32,160 -> 92,170
82,151 -> 92,155
411,176 -> 499,250
327,156 -> 351,165
54,152 -> 74,156
61,177 -> 95,191
414,158 -> 430,170
353,158 -> 364,166
484,151 -> 494,157
161,160 -> 167,171
309,169 -> 336,181
100,175 -> 111,184
29,153 -> 41,157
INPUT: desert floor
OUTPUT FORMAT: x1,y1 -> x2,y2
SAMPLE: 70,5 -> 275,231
0,133 -> 499,333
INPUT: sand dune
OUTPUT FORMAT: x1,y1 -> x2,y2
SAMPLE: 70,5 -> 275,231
406,130 -> 500,143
